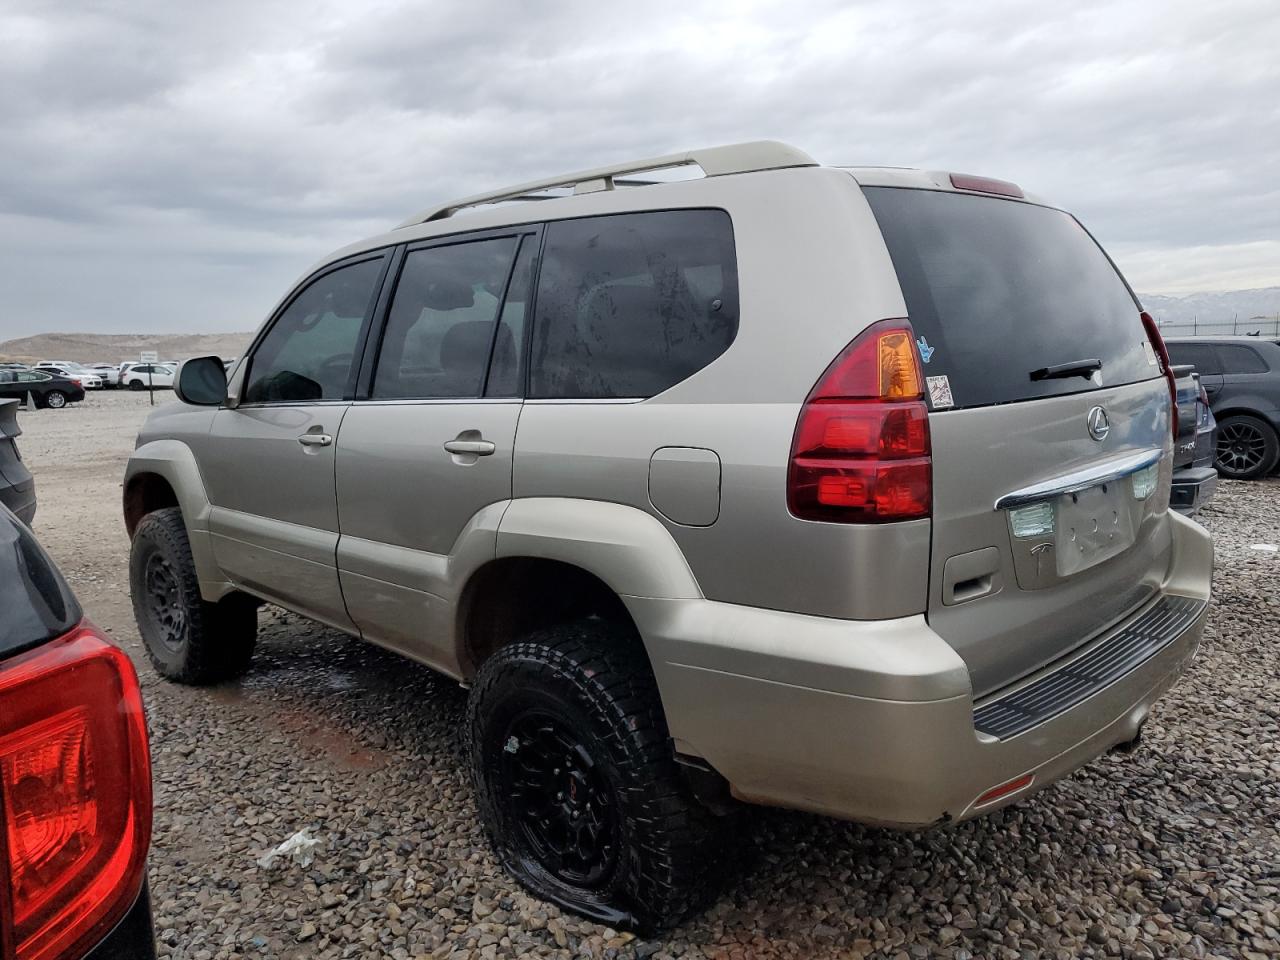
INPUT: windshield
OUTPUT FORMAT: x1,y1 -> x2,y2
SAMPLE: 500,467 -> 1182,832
863,187 -> 1159,410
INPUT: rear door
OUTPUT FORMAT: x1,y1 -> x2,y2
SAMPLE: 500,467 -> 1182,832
864,186 -> 1173,698
335,229 -> 536,671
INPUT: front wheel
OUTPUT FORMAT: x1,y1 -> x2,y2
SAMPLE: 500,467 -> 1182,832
128,379 -> 145,391
467,622 -> 728,932
1215,414 -> 1279,480
44,390 -> 67,409
129,507 -> 258,684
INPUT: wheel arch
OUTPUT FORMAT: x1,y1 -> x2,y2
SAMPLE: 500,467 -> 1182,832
124,440 -> 231,599
455,498 -> 703,679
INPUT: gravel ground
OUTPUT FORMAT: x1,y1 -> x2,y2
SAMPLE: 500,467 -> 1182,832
14,389 -> 1280,960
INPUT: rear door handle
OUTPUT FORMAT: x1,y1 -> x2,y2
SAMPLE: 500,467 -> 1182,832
297,433 -> 333,447
443,439 -> 496,456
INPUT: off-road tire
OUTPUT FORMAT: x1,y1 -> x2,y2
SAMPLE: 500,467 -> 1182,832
129,506 -> 257,684
44,390 -> 67,409
1215,414 -> 1279,480
467,621 -> 729,932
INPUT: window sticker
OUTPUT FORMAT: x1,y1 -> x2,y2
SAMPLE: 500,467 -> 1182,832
1142,341 -> 1158,366
927,375 -> 955,409
916,335 -> 936,363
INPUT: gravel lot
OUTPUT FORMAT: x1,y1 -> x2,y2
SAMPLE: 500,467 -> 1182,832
14,390 -> 1280,960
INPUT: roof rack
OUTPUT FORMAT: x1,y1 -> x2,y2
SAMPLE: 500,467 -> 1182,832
395,140 -> 817,228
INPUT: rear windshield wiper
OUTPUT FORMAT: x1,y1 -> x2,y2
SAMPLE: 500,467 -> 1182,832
1029,358 -> 1102,382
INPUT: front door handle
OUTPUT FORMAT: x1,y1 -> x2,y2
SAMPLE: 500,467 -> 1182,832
443,438 -> 496,456
297,433 -> 333,447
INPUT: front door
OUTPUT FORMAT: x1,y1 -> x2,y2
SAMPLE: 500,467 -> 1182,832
336,230 -> 537,671
202,254 -> 388,630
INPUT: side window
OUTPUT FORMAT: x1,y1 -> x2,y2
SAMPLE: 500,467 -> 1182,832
1216,344 -> 1268,375
1166,343 -> 1222,376
372,237 -> 518,399
244,257 -> 383,404
530,209 -> 739,399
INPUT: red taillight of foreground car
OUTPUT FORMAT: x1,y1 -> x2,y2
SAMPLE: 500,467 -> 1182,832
1141,310 -> 1178,440
0,623 -> 152,960
788,319 -> 932,522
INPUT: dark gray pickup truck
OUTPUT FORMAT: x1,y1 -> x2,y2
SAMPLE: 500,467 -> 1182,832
1170,365 -> 1217,515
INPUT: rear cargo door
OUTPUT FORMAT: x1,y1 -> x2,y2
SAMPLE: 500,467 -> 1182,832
864,186 -> 1174,698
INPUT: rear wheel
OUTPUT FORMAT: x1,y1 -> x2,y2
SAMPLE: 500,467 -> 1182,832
467,622 -> 728,932
129,507 -> 257,684
44,390 -> 67,409
1215,414 -> 1279,480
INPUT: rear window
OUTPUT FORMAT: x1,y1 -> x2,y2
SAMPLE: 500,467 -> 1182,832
0,510 -> 80,658
864,187 -> 1157,410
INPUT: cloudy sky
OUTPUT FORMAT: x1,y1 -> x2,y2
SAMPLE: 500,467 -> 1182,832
1,0 -> 1278,339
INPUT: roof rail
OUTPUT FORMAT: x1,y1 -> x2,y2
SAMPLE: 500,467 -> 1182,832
395,140 -> 817,228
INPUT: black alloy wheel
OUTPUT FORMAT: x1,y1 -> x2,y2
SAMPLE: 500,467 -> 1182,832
1216,415 -> 1280,480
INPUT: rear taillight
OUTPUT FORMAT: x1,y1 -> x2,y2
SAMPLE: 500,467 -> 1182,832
1140,310 -> 1177,439
0,623 -> 151,960
788,319 -> 932,522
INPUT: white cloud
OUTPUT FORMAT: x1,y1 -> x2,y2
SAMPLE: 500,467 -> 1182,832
1,0 -> 1278,337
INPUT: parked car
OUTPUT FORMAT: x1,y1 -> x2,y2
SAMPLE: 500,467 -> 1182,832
125,142 -> 1213,929
85,362 -> 122,387
0,503 -> 155,958
1169,365 -> 1218,515
0,368 -> 87,408
35,362 -> 104,389
0,399 -> 35,524
123,364 -> 176,390
1166,336 -> 1280,479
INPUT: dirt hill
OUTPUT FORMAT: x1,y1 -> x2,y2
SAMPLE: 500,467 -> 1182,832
0,331 -> 253,363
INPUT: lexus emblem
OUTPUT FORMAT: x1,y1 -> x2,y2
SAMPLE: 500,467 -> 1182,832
1086,405 -> 1110,442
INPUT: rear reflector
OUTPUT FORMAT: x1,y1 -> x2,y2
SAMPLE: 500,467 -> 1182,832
974,772 -> 1035,808
788,320 -> 932,523
0,623 -> 152,960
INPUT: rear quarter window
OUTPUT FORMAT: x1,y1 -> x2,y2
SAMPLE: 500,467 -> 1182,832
1216,344 -> 1269,374
864,187 -> 1158,409
1166,342 -> 1223,376
529,209 -> 739,399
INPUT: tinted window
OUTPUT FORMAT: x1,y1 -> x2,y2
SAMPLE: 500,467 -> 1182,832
1166,342 -> 1222,376
1217,344 -> 1268,375
530,209 -> 738,399
373,237 -> 518,399
486,236 -> 538,397
245,257 -> 383,403
0,509 -> 80,658
864,188 -> 1157,409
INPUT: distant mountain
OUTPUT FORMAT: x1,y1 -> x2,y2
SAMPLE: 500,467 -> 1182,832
0,332 -> 252,363
1140,287 -> 1280,335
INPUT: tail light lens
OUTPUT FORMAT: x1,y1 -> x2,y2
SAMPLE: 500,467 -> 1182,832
0,623 -> 152,960
1140,310 -> 1177,439
788,319 -> 932,522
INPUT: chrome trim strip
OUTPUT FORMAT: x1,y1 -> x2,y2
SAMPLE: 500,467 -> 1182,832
994,449 -> 1164,511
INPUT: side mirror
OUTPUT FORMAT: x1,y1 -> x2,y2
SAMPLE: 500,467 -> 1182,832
174,356 -> 228,406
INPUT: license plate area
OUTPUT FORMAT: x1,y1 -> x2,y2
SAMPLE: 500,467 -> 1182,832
1056,481 -> 1136,577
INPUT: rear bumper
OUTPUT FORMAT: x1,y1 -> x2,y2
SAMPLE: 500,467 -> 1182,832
632,511 -> 1213,827
1171,466 -> 1217,516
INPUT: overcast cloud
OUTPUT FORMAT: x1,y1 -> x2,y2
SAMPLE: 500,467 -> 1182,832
1,0 -> 1278,338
